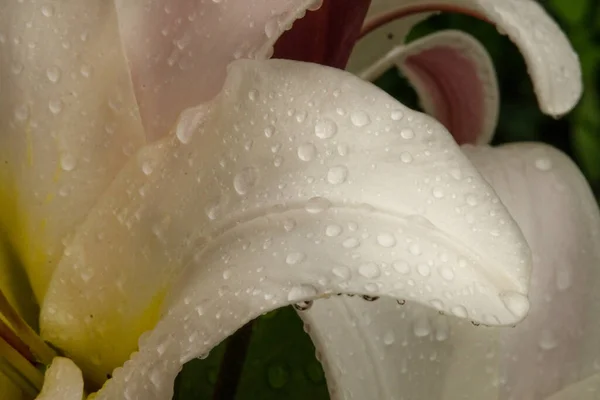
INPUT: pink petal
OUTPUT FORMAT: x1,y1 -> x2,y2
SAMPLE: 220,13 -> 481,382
273,0 -> 371,68
350,0 -> 582,118
393,30 -> 498,144
115,0 -> 370,140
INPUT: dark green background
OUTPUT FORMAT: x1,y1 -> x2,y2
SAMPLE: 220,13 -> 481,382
174,1 -> 600,398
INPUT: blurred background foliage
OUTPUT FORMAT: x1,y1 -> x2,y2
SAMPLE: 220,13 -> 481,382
174,0 -> 600,398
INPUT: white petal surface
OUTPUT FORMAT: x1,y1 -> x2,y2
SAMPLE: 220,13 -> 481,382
298,142 -> 600,399
35,358 -> 83,400
361,30 -> 499,144
349,0 -> 582,116
48,59 -> 532,398
115,0 -> 327,139
0,1 -> 145,301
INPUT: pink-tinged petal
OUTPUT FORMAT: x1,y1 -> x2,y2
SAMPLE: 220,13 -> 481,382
42,59 -> 530,392
273,0 -> 371,68
115,0 -> 370,140
35,358 -> 83,400
0,1 -> 145,302
361,30 -> 499,144
350,0 -> 582,117
463,143 -> 600,399
296,142 -> 600,399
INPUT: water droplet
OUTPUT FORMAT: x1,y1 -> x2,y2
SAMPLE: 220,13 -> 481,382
440,267 -> 455,281
233,166 -> 259,195
286,252 -> 305,265
205,199 -> 223,220
342,237 -> 360,249
332,266 -> 351,280
327,165 -> 348,185
501,291 -> 530,319
248,89 -> 259,101
80,64 -> 92,78
264,125 -> 275,138
400,128 -> 415,139
46,66 -> 61,83
222,269 -> 232,280
288,284 -> 317,302
417,264 -> 431,277
451,305 -> 468,318
413,315 -> 432,337
59,153 -> 77,171
432,187 -> 444,198
141,161 -> 154,176
305,197 -> 330,214
393,260 -> 410,275
408,243 -> 421,255
400,152 -> 413,163
358,262 -> 380,279
538,329 -> 558,350
350,110 -> 371,127
556,268 -> 572,291
314,118 -> 338,139
264,18 -> 279,39
466,194 -> 478,206
298,143 -> 317,161
283,219 -> 296,232
48,98 -> 63,115
325,224 -> 342,237
383,331 -> 395,345
376,233 -> 396,248
535,157 -> 552,171
391,110 -> 404,120
41,4 -> 54,17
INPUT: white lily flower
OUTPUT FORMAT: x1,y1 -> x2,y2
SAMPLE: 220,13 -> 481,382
0,0 -> 590,399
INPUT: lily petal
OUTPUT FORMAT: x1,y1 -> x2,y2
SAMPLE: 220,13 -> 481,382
298,142 -> 600,399
45,59 -> 531,395
115,0 -> 358,140
35,358 -> 83,400
273,0 -> 371,68
350,0 -> 582,116
360,30 -> 499,144
0,1 -> 145,301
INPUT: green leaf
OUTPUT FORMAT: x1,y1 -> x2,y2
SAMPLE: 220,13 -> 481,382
548,0 -> 589,26
235,307 -> 329,400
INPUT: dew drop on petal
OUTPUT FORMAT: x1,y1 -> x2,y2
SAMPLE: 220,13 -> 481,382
413,315 -> 431,337
298,143 -> 317,161
376,233 -> 396,248
59,153 -> 77,171
314,118 -> 338,139
305,197 -> 331,214
451,305 -> 468,318
285,252 -> 305,265
48,98 -> 63,115
400,152 -> 413,163
383,331 -> 395,345
327,165 -> 348,185
46,66 -> 61,83
417,264 -> 431,277
350,110 -> 371,127
391,110 -> 404,121
538,329 -> 558,350
358,262 -> 380,279
393,260 -> 410,275
325,224 -> 342,237
332,266 -> 351,280
400,128 -> 415,139
287,284 -> 318,302
233,166 -> 259,195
